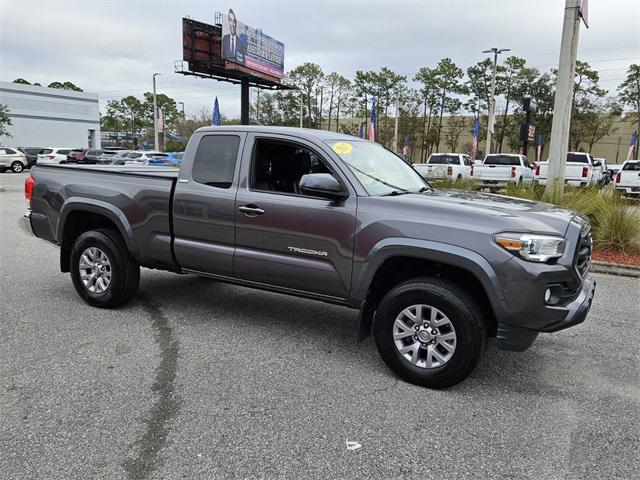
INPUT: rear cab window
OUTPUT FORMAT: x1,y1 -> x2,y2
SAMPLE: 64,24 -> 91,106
484,155 -> 521,166
428,154 -> 458,165
192,135 -> 241,188
622,162 -> 640,171
39,149 -> 53,155
567,153 -> 590,164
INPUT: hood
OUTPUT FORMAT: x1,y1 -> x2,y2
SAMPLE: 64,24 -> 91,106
371,189 -> 577,236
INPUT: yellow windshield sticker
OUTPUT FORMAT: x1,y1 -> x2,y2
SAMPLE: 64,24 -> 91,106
332,142 -> 353,155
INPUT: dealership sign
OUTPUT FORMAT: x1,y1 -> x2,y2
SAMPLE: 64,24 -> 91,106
222,10 -> 285,79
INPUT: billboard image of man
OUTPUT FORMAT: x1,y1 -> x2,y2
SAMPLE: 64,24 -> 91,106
222,9 -> 246,61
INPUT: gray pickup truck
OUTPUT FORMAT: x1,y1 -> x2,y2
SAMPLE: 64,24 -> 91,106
22,126 -> 596,388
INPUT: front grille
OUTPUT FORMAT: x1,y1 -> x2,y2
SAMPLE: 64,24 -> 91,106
575,227 -> 592,278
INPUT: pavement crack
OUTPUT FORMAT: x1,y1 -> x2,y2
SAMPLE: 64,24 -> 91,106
124,292 -> 180,480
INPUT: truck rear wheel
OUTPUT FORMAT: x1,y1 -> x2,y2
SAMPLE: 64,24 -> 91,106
70,229 -> 140,308
373,277 -> 486,389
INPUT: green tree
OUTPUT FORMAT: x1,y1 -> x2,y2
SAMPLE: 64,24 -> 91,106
432,58 -> 465,152
142,92 -> 180,136
287,63 -> 324,128
47,81 -> 83,92
617,64 -> 640,157
0,104 -> 13,138
13,78 -> 31,85
444,113 -> 467,152
495,56 -> 526,152
414,67 -> 441,160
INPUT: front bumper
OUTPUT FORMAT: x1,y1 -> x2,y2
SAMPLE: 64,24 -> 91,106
495,274 -> 596,351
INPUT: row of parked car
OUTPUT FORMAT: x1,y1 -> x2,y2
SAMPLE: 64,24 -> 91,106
412,152 -> 640,196
0,146 -> 184,172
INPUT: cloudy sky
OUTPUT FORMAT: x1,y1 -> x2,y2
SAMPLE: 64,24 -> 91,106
1,0 -> 638,117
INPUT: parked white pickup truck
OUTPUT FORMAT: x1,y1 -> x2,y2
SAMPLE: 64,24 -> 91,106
615,160 -> 640,197
471,154 -> 533,188
534,152 -> 600,187
413,153 -> 473,181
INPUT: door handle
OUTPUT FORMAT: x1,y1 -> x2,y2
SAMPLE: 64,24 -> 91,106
238,204 -> 265,216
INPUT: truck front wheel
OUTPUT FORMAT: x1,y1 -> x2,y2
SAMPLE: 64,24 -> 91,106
373,277 -> 486,389
69,229 -> 140,308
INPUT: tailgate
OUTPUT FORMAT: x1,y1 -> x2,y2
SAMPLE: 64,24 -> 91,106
474,165 -> 512,180
620,170 -> 640,187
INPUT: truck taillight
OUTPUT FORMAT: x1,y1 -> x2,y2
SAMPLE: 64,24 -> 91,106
49,155 -> 56,160
615,172 -> 621,183
447,165 -> 453,176
25,175 -> 35,210
582,166 -> 588,177
534,164 -> 540,175
511,166 -> 516,178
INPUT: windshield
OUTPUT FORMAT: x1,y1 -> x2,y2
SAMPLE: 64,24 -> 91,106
484,155 -> 521,166
327,140 -> 428,195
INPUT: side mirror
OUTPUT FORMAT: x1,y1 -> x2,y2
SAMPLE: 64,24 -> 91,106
299,173 -> 348,201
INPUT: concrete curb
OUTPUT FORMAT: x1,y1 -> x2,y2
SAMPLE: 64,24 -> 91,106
591,260 -> 640,278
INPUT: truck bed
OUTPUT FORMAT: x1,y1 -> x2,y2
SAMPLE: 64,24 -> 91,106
29,164 -> 178,270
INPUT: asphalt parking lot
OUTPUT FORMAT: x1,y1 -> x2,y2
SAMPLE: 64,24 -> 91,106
1,171 -> 639,480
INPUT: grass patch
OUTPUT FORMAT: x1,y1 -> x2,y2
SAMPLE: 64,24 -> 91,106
429,178 -> 478,191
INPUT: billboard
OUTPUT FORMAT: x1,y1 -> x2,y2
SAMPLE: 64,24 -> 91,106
221,9 -> 285,80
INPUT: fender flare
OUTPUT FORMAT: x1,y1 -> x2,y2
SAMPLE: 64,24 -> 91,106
57,197 -> 139,257
352,238 -> 508,339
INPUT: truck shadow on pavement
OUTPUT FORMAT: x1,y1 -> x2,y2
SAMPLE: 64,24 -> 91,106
124,272 -> 576,397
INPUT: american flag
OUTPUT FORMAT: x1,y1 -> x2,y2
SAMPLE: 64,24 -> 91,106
156,108 -> 164,133
628,130 -> 638,160
402,133 -> 410,156
212,97 -> 221,126
369,97 -> 376,141
471,111 -> 480,160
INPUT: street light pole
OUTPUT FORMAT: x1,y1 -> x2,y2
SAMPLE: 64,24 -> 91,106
152,73 -> 161,151
483,47 -> 510,156
178,101 -> 185,116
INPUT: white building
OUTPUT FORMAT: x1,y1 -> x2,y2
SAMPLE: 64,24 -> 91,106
0,81 -> 100,148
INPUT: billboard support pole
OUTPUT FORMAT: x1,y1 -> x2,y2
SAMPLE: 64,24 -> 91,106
241,78 -> 250,125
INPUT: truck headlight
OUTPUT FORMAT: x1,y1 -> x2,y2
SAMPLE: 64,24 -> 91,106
494,233 -> 566,262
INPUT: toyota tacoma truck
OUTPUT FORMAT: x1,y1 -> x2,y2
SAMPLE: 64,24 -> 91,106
22,126 -> 596,389
471,154 -> 534,189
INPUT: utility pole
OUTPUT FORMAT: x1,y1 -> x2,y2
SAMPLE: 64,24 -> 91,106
483,48 -> 510,156
152,73 -> 161,151
393,91 -> 400,153
546,0 -> 582,203
299,90 -> 303,128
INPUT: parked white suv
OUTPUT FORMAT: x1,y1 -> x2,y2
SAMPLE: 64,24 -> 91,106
413,153 -> 473,181
123,151 -> 167,166
36,148 -> 74,165
0,147 -> 28,173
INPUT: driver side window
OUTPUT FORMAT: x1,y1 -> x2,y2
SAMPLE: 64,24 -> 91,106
250,139 -> 334,196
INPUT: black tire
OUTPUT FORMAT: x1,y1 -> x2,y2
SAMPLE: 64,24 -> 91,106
373,277 -> 486,389
11,161 -> 24,173
70,228 -> 140,308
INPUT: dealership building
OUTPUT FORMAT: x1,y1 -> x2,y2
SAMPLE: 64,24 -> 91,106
0,81 -> 100,148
